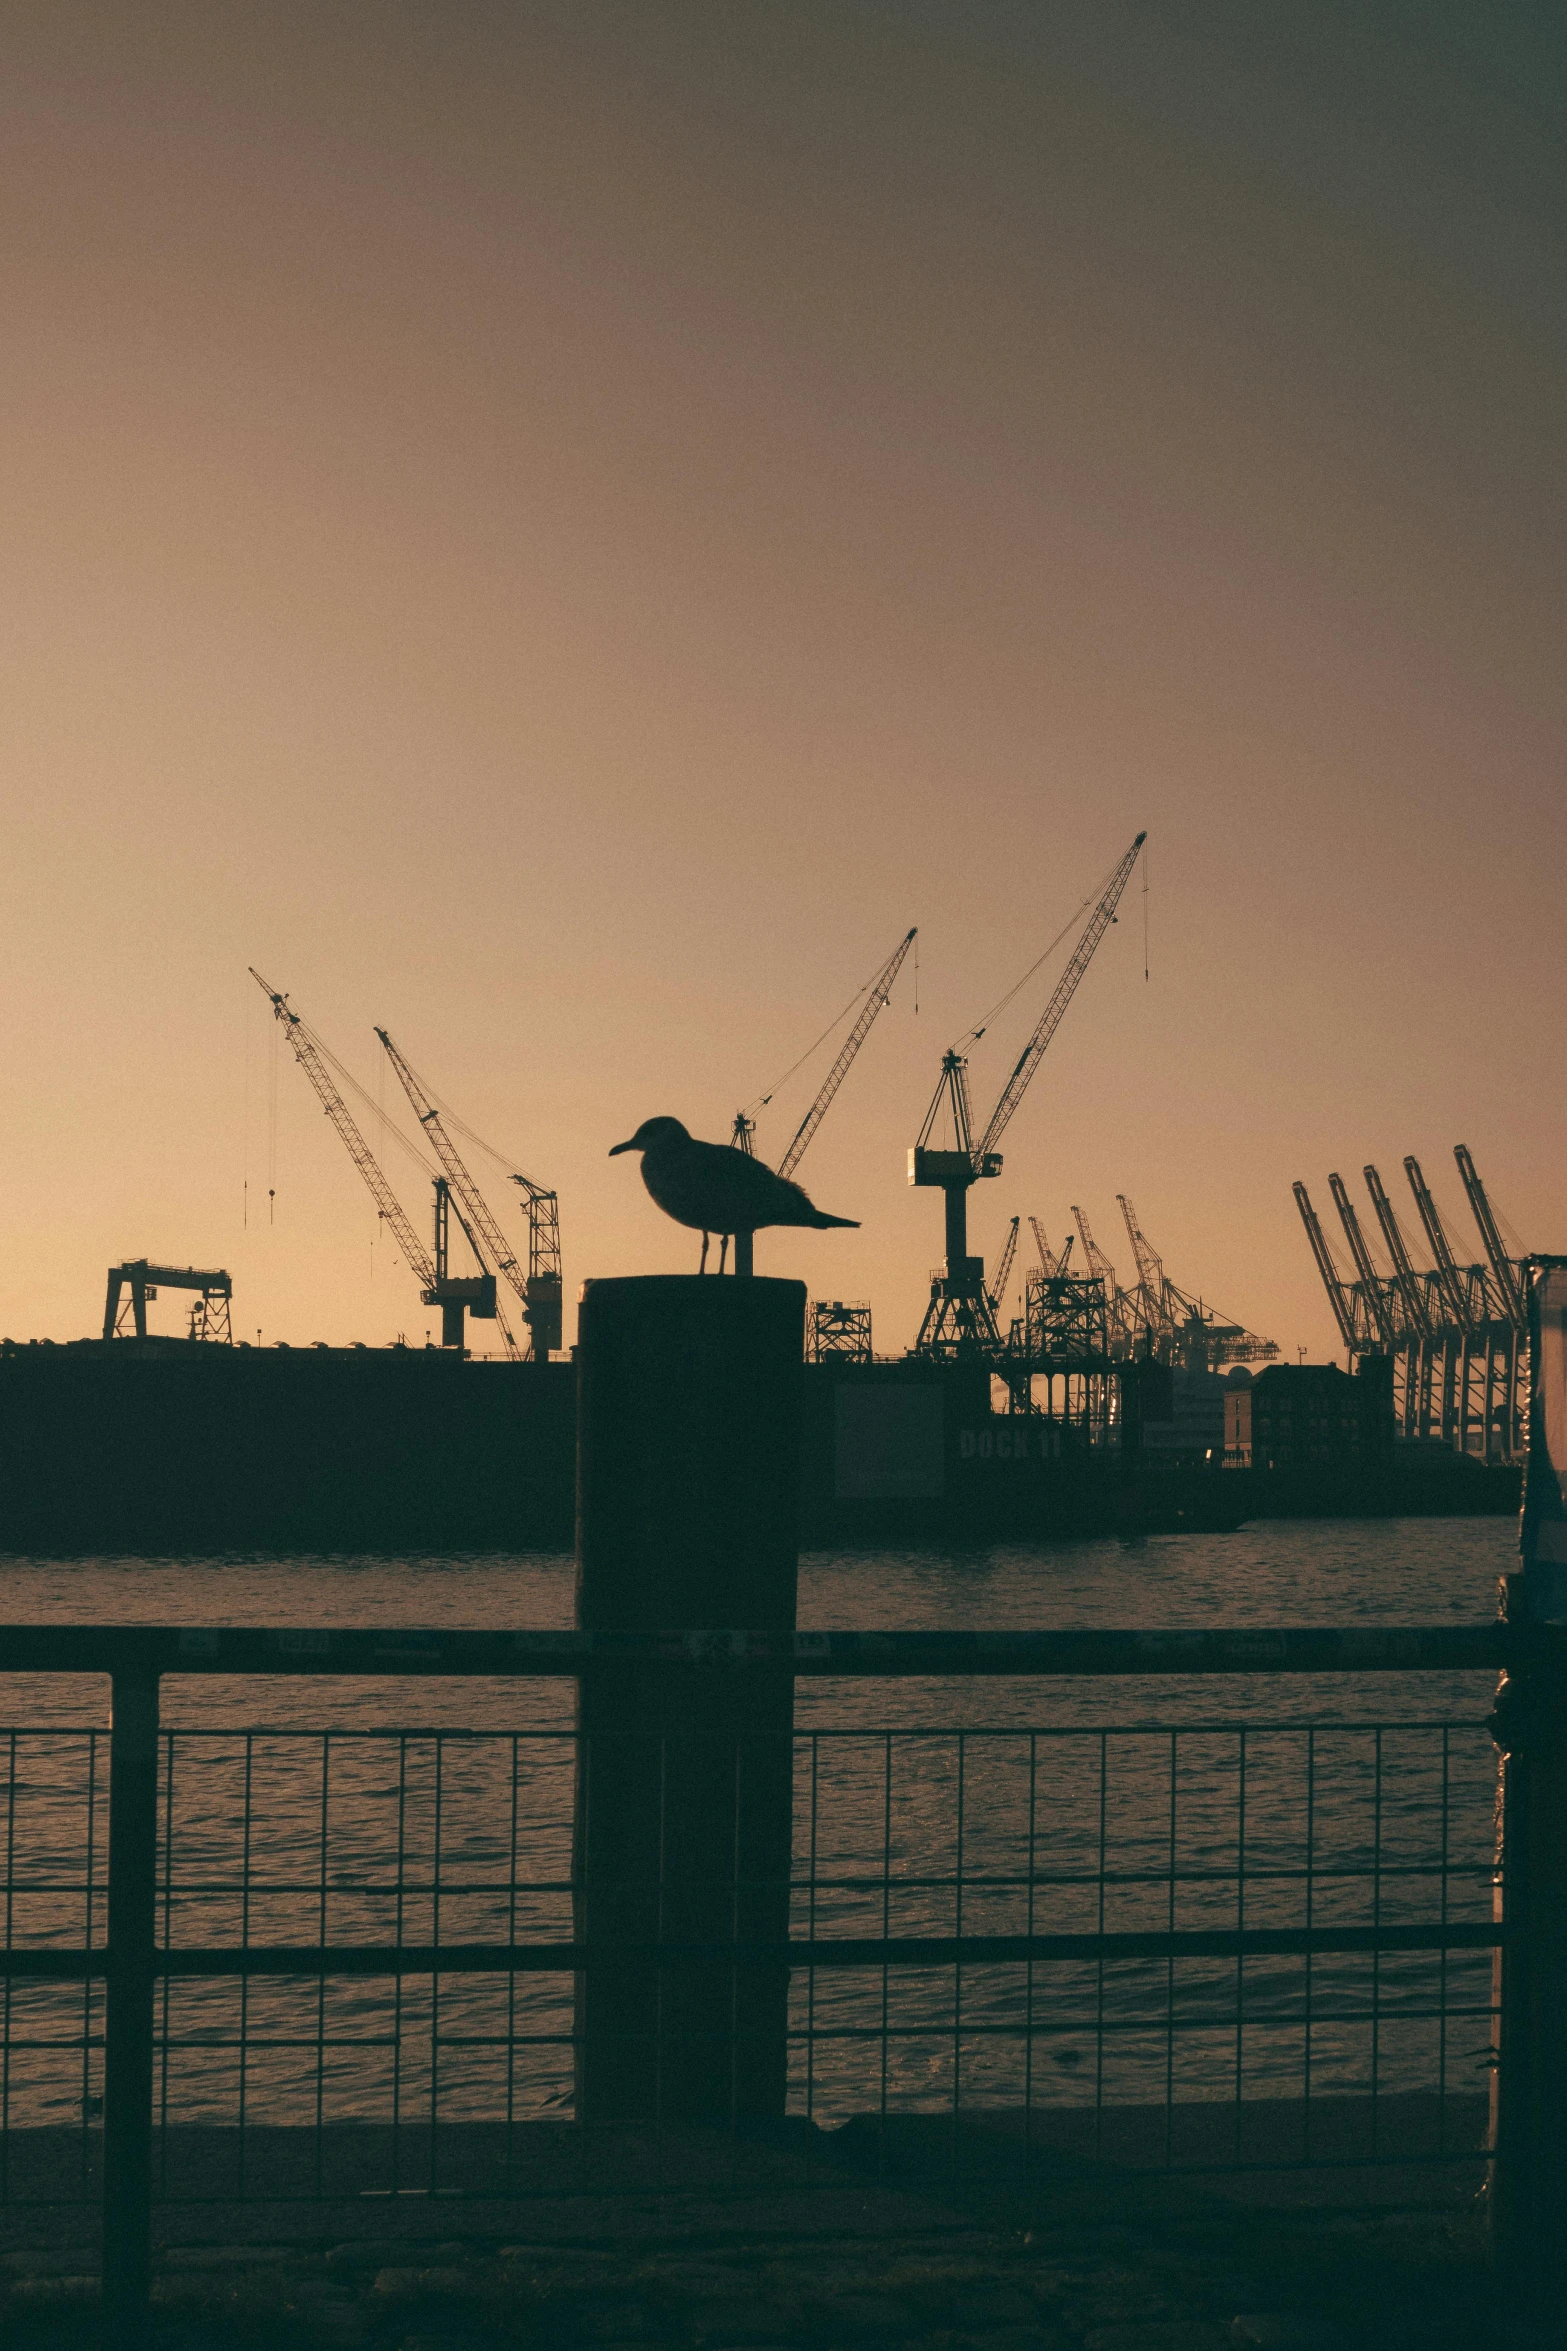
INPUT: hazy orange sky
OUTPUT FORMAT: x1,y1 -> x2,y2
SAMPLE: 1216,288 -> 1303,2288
2,2 -> 1562,1358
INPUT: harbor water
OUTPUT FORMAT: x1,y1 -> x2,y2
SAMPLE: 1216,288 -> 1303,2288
0,1520 -> 1512,2141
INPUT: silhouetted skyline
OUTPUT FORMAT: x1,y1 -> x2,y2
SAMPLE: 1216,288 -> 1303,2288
2,4 -> 1561,1355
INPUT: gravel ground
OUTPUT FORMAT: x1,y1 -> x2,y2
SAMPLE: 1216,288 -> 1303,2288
0,2193 -> 1543,2351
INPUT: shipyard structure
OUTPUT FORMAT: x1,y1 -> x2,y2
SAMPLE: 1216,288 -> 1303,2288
0,841 -> 1529,1550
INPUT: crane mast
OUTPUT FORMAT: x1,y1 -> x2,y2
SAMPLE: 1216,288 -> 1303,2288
913,834 -> 1144,1357
250,971 -> 497,1348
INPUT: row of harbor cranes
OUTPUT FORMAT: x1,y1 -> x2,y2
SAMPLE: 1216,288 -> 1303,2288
1294,1149 -> 1527,1458
980,1200 -> 1278,1374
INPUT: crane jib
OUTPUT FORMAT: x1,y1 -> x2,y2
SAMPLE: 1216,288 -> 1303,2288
970,832 -> 1144,1168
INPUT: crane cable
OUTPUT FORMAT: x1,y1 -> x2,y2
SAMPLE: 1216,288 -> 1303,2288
740,944 -> 910,1122
950,864 -> 1116,1054
389,1058 -> 550,1195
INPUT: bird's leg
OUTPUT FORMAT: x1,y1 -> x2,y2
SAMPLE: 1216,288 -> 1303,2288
718,1233 -> 730,1274
699,1232 -> 710,1274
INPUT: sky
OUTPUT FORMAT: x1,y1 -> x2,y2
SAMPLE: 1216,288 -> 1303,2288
1,1 -> 1561,1359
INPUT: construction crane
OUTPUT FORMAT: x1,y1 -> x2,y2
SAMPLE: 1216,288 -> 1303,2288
988,1217 -> 1021,1315
913,834 -> 1145,1355
1455,1145 -> 1525,1330
1292,1182 -> 1358,1351
376,1029 -> 561,1356
734,926 -> 917,1165
251,971 -> 497,1350
1029,1217 -> 1056,1275
375,1030 -> 540,1359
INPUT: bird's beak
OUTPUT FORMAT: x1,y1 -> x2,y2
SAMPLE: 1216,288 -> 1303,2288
608,1139 -> 636,1156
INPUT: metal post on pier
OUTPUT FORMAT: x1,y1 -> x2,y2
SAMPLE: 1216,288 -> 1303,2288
103,1664 -> 160,2347
573,1274 -> 804,2127
1489,1257 -> 1567,2317
1489,1624 -> 1567,2315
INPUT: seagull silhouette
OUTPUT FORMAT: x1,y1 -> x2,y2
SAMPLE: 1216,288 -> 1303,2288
610,1117 -> 859,1272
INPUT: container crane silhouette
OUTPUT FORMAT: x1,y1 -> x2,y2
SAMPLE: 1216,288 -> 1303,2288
250,971 -> 500,1351
912,835 -> 1145,1356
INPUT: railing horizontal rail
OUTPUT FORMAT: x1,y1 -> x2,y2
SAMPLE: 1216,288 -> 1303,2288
0,1920 -> 1505,1979
0,1623 -> 1510,1674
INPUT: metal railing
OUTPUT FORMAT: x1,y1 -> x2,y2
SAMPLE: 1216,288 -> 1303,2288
1,1620 -> 1551,2343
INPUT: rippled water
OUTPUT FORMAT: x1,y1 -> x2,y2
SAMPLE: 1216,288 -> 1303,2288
0,1520 -> 1509,2144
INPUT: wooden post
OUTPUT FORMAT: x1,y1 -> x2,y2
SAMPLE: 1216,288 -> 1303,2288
574,1275 -> 803,2126
103,1666 -> 160,2346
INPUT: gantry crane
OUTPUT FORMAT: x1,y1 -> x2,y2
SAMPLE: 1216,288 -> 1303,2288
376,1029 -> 561,1358
1455,1145 -> 1525,1330
1403,1158 -> 1475,1333
1292,1182 -> 1358,1352
1328,1172 -> 1399,1349
1029,1217 -> 1072,1277
1117,1194 -> 1171,1346
251,971 -> 498,1350
1114,1193 -> 1277,1369
987,1217 -> 1021,1316
1364,1165 -> 1434,1339
912,836 -> 1145,1355
1296,1146 -> 1526,1457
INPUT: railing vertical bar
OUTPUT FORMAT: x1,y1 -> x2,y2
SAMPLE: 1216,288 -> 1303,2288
102,1666 -> 160,2348
156,1727 -> 175,2198
1303,1725 -> 1316,2165
2,1728 -> 17,2208
1371,1725 -> 1384,2154
804,1730 -> 820,2134
315,1733 -> 330,2200
430,1734 -> 444,2194
505,1732 -> 519,2185
1093,1727 -> 1107,2161
1164,1729 -> 1177,2169
392,1733 -> 408,2193
1023,1729 -> 1037,2167
952,1730 -> 966,2180
237,1732 -> 254,2201
1234,1725 -> 1248,2166
1438,1723 -> 1451,2153
80,1729 -> 101,2203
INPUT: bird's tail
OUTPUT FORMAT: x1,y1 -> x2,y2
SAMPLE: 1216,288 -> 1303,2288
808,1211 -> 860,1229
